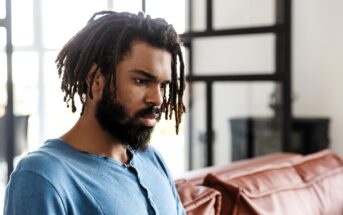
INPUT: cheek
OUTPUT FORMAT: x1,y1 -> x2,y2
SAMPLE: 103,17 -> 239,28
116,89 -> 144,114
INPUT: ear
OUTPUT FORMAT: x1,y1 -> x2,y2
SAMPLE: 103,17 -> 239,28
86,63 -> 105,99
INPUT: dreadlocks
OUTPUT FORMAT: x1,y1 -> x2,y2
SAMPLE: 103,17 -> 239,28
56,11 -> 186,134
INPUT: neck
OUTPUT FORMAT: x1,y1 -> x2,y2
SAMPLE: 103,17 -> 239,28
60,114 -> 130,164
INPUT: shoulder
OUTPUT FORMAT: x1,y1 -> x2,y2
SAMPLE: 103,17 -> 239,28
15,148 -> 65,178
12,140 -> 72,188
5,163 -> 67,214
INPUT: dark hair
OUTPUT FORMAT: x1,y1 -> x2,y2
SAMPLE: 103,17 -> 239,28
56,11 -> 185,134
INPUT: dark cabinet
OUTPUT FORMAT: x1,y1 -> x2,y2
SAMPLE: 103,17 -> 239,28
230,117 -> 329,161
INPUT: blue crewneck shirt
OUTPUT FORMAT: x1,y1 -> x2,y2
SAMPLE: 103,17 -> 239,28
4,139 -> 185,215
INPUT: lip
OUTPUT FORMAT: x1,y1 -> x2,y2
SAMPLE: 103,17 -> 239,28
139,114 -> 159,126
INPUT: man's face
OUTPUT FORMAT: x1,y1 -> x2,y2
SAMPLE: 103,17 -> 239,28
95,41 -> 172,151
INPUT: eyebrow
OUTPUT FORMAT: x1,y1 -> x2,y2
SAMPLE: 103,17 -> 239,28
130,69 -> 157,80
129,69 -> 171,84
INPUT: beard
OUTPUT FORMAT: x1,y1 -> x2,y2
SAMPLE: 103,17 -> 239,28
95,90 -> 161,152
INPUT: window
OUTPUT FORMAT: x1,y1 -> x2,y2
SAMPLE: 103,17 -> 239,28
1,2 -> 187,200
0,0 -> 5,19
12,0 -> 34,46
2,1 -> 187,212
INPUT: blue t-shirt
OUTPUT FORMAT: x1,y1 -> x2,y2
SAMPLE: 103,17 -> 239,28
4,139 -> 185,215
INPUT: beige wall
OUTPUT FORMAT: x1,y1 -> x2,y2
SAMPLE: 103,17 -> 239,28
293,0 -> 343,157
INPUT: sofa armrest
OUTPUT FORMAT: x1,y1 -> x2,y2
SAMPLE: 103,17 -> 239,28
178,152 -> 302,185
175,179 -> 221,215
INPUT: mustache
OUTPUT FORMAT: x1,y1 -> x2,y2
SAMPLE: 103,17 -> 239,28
134,106 -> 161,118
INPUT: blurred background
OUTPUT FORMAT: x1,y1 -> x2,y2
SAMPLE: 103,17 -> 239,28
1,0 -> 343,212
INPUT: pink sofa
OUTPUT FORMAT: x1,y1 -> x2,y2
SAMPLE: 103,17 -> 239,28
176,149 -> 343,215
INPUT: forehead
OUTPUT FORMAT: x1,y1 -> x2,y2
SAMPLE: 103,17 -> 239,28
116,41 -> 172,81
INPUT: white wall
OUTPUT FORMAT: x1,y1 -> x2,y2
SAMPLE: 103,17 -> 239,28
293,0 -> 343,157
190,0 -> 343,168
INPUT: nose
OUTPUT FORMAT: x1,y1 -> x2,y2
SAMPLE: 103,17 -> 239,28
145,85 -> 163,107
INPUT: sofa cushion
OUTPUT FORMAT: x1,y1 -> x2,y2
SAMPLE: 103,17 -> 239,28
175,179 -> 222,215
203,150 -> 343,215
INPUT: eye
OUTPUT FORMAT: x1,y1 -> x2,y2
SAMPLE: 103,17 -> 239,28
134,78 -> 150,85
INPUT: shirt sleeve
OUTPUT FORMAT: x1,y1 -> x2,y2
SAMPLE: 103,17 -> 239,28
149,146 -> 186,215
4,171 -> 66,215
168,171 -> 187,215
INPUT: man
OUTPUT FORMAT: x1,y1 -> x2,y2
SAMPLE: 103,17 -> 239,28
4,11 -> 186,214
